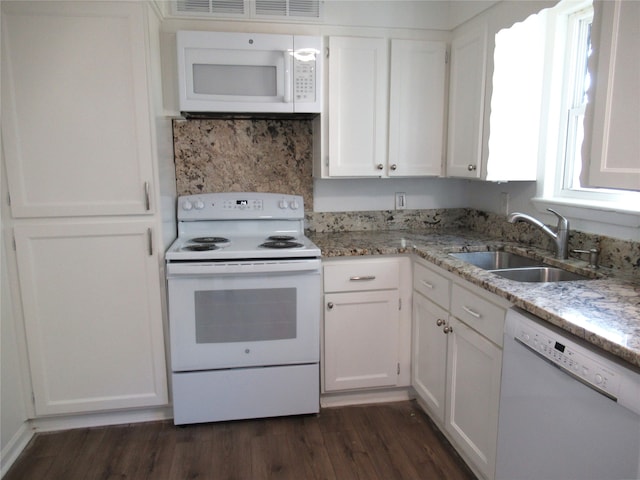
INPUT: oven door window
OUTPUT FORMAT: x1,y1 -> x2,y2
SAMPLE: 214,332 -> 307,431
195,288 -> 296,343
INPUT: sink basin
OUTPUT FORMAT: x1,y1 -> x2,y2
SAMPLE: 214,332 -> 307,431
489,267 -> 592,282
449,251 -> 544,270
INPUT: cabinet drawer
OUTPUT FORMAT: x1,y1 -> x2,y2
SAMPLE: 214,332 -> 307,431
413,261 -> 450,309
451,283 -> 505,346
324,259 -> 399,292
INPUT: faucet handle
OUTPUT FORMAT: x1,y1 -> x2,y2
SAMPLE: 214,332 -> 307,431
547,208 -> 569,230
571,248 -> 600,269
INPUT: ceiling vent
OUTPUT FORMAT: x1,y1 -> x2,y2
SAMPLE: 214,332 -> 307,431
255,0 -> 321,19
173,0 -> 322,21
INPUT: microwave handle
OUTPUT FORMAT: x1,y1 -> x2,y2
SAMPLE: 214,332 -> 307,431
284,51 -> 292,104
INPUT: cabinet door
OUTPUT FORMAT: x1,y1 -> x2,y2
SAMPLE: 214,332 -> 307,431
14,222 -> 168,415
582,0 -> 640,191
389,39 -> 446,177
328,36 -> 389,177
446,22 -> 488,179
1,2 -> 155,217
445,316 -> 502,480
412,291 -> 448,423
324,290 -> 399,391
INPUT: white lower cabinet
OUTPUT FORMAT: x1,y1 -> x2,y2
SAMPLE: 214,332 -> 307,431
412,258 -> 506,480
445,315 -> 503,480
323,258 -> 405,392
412,291 -> 448,421
324,289 -> 400,391
13,221 -> 168,415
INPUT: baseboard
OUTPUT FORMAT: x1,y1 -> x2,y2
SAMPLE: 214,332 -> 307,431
1,422 -> 34,478
30,405 -> 173,433
320,387 -> 412,408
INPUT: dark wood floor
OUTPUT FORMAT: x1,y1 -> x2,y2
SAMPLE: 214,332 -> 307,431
5,400 -> 476,480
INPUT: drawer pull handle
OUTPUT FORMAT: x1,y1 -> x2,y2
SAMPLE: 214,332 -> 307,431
350,275 -> 376,281
420,280 -> 434,289
462,306 -> 482,319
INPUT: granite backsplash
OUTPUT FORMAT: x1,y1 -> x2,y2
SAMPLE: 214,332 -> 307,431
173,118 -> 314,210
171,118 -> 638,276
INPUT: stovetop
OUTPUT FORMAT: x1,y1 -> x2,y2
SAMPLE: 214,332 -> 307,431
165,193 -> 321,261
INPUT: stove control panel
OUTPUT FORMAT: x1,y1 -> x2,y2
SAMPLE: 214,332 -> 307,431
178,193 -> 305,220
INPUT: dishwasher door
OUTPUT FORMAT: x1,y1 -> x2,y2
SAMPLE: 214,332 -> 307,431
496,308 -> 640,480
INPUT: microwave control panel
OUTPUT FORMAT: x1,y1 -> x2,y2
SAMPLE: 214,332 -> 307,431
294,58 -> 316,103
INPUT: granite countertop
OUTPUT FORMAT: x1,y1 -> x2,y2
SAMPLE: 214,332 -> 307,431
308,229 -> 640,369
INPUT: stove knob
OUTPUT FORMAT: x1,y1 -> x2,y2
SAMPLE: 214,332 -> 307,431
278,199 -> 288,209
182,200 -> 193,211
194,200 -> 205,210
289,200 -> 300,210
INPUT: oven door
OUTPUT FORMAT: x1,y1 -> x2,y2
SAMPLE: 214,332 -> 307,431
167,259 -> 321,372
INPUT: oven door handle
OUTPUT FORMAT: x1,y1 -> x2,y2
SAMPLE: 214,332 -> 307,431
167,259 -> 321,276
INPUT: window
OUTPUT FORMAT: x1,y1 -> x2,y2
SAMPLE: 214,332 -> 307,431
537,0 -> 640,223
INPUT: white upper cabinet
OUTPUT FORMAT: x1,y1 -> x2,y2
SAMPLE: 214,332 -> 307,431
322,36 -> 446,178
446,1 -> 553,181
446,22 -> 488,179
327,36 -> 389,177
581,0 -> 640,191
388,39 -> 446,177
1,1 -> 156,217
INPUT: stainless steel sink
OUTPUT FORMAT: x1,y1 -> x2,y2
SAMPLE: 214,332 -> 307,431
449,251 -> 594,283
449,251 -> 544,270
489,267 -> 592,282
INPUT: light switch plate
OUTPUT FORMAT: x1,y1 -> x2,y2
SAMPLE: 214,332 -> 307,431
395,192 -> 407,210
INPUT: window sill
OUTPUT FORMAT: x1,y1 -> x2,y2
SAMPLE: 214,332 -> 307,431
532,196 -> 640,229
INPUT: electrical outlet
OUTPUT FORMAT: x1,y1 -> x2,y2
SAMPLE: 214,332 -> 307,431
395,192 -> 407,210
500,192 -> 510,215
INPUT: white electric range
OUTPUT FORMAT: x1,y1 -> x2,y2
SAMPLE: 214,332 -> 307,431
165,192 -> 321,425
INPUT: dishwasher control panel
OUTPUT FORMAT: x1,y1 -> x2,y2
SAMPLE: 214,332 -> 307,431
514,318 -> 621,399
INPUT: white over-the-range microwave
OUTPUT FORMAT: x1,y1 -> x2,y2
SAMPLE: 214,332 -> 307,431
177,31 -> 322,115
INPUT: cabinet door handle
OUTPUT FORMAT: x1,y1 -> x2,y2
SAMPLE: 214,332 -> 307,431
327,302 -> 334,310
436,318 -> 445,326
467,164 -> 477,172
376,164 -> 384,170
462,306 -> 481,318
420,280 -> 434,289
443,325 -> 453,334
390,164 -> 397,171
144,182 -> 151,211
350,275 -> 376,281
147,228 -> 153,256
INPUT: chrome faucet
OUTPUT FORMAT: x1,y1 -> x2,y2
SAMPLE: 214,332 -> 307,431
507,208 -> 570,259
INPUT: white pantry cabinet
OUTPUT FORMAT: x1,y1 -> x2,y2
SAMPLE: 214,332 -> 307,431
323,258 -> 402,391
582,0 -> 640,191
323,36 -> 446,178
1,1 -> 156,217
412,258 -> 507,480
1,1 -> 168,418
13,222 -> 168,415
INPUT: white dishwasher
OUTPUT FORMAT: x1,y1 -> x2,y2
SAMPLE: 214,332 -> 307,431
496,308 -> 640,480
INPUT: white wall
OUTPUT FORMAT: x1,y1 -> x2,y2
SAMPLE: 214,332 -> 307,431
313,177 -> 470,211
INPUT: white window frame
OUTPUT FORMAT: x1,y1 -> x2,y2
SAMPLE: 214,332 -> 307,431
535,0 -> 640,233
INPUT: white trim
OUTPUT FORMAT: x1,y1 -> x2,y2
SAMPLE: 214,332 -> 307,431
29,406 -> 173,434
532,196 -> 640,228
1,422 -> 34,478
320,387 -> 411,408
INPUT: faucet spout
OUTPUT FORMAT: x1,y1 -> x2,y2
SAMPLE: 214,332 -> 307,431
507,208 -> 569,259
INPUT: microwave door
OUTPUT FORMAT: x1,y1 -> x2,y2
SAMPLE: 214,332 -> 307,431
181,48 -> 293,113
